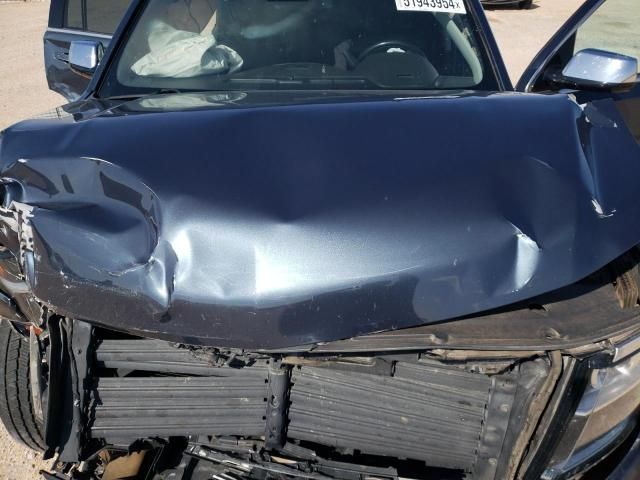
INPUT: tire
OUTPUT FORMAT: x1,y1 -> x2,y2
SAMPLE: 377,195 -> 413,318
0,321 -> 45,451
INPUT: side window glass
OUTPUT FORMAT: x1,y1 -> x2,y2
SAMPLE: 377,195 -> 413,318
86,0 -> 132,35
63,0 -> 131,35
574,0 -> 639,67
65,0 -> 83,30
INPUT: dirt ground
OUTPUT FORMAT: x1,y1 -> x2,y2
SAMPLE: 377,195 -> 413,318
0,0 -> 615,477
0,2 -> 62,131
484,1 -> 584,82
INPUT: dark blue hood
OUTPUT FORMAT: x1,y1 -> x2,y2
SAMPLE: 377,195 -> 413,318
0,91 -> 638,348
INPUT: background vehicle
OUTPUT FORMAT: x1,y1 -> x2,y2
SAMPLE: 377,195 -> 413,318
0,0 -> 638,478
481,0 -> 534,9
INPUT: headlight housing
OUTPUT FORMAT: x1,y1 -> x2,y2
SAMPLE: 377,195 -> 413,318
542,335 -> 640,479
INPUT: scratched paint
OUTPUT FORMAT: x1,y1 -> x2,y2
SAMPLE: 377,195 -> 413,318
0,90 -> 638,348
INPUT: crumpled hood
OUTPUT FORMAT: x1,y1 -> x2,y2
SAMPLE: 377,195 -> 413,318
0,91 -> 638,348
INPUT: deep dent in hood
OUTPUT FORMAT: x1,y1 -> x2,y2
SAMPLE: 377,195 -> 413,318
0,91 -> 638,349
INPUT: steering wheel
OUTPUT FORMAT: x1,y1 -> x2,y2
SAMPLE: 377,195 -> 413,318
356,40 -> 426,64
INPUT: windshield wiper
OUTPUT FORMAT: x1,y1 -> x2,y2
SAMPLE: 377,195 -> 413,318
104,88 -> 185,101
225,76 -> 375,89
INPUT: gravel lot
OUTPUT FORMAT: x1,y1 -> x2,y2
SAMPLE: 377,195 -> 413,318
0,0 -> 620,477
0,2 -> 62,130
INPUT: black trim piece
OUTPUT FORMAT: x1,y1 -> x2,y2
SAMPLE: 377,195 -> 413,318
521,358 -> 591,480
43,319 -> 92,462
301,283 -> 640,354
59,320 -> 92,463
473,370 -> 520,480
89,0 -> 145,99
264,362 -> 290,450
48,0 -> 65,29
81,0 -> 87,31
493,358 -> 554,480
466,0 -> 512,91
43,318 -> 68,457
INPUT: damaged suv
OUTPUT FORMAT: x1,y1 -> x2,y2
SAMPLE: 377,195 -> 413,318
1,0 -> 639,479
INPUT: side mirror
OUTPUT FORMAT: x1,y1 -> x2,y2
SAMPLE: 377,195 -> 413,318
69,41 -> 104,78
551,48 -> 638,90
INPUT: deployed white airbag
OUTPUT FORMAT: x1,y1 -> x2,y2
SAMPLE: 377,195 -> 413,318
131,20 -> 243,78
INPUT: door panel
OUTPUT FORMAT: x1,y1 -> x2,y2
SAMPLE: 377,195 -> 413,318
44,29 -> 111,102
44,0 -> 132,102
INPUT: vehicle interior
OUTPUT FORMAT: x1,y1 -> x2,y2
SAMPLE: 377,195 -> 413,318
110,0 -> 487,93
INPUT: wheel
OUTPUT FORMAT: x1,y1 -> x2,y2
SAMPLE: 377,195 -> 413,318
0,321 -> 45,451
519,0 -> 533,9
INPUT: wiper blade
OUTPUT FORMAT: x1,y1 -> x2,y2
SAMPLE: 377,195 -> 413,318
105,88 -> 184,101
226,76 -> 374,88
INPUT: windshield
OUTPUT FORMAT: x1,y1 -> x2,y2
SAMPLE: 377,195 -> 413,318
100,0 -> 498,97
